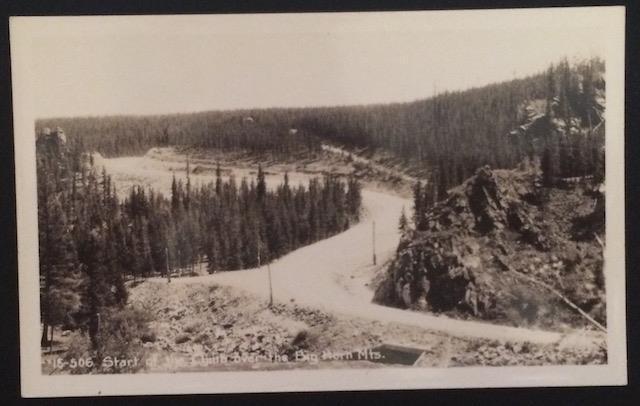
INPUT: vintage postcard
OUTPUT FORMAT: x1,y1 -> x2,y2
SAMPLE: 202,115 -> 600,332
11,7 -> 626,397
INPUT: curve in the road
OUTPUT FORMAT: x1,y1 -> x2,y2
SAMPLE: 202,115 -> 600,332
151,188 -> 587,345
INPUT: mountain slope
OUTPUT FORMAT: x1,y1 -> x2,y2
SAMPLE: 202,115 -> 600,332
38,58 -> 605,194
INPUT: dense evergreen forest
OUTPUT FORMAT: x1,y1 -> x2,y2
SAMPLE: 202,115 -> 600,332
37,58 -> 604,193
129,163 -> 362,275
36,130 -> 362,349
407,58 -> 605,231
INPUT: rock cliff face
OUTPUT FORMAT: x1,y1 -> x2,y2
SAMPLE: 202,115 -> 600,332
374,166 -> 605,330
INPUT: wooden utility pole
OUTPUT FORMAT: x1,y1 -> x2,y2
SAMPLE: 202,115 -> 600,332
165,246 -> 171,283
177,248 -> 181,277
267,262 -> 274,308
257,240 -> 261,268
372,221 -> 377,265
258,239 -> 274,308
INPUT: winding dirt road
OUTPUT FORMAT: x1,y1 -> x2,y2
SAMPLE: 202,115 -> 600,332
99,149 -> 594,346
155,189 -> 572,345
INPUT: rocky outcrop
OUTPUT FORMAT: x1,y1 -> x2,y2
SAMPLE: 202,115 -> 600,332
374,166 -> 606,328
37,126 -> 67,147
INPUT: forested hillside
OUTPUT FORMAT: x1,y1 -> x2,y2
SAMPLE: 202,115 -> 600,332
36,129 -> 361,351
38,58 -> 604,193
126,163 -> 362,275
375,57 -> 607,330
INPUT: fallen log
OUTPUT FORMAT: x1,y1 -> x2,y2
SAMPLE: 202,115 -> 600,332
594,233 -> 605,249
505,262 -> 607,333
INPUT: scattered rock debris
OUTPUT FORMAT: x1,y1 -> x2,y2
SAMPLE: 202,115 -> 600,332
121,279 -> 605,372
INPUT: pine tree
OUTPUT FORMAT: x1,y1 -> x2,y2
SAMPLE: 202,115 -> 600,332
545,65 -> 556,117
215,163 -> 222,196
128,227 -> 142,280
256,165 -> 267,205
398,207 -> 409,232
171,173 -> 180,214
111,221 -> 129,304
139,219 -> 154,276
76,226 -> 109,350
39,196 -> 82,347
412,181 -> 423,227
346,177 -> 362,220
206,231 -> 221,273
184,158 -> 191,211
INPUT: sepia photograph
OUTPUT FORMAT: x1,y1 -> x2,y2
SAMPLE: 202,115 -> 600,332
10,6 -> 626,397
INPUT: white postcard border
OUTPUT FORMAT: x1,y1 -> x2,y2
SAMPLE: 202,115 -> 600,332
11,7 -> 627,397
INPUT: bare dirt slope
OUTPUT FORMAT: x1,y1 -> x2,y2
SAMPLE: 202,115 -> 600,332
125,280 -> 605,372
